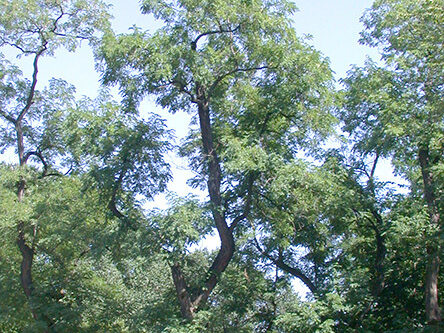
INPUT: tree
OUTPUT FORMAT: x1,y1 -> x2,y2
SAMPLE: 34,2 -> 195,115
99,0 -> 334,320
341,0 -> 443,326
0,1 -> 173,330
0,0 -> 110,327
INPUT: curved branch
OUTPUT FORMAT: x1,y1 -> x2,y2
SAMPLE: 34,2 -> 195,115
254,237 -> 317,294
0,39 -> 36,54
191,24 -> 241,51
208,65 -> 270,98
17,42 -> 47,124
107,167 -> 137,231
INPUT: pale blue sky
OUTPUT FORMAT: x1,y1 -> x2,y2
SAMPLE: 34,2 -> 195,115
292,0 -> 379,78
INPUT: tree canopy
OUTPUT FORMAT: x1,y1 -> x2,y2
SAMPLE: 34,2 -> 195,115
0,0 -> 442,332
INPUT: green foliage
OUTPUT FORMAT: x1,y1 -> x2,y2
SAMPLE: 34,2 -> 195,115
0,165 -> 126,331
274,293 -> 347,333
63,91 -> 172,207
340,0 -> 443,328
343,0 -> 443,176
148,195 -> 213,258
0,0 -> 111,54
1,0 -> 443,331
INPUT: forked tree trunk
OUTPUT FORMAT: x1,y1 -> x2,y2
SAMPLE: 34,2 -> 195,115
170,93 -> 235,320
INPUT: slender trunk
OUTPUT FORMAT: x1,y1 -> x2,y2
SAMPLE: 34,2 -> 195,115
425,247 -> 441,325
196,99 -> 234,300
16,122 -> 40,320
419,148 -> 442,325
356,226 -> 386,327
369,208 -> 387,298
170,92 -> 235,320
372,230 -> 386,296
16,122 -> 53,330
9,44 -> 54,331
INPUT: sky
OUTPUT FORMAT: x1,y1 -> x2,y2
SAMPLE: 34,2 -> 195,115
1,0 -> 382,299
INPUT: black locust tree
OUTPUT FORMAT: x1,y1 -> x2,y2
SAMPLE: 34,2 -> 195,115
99,0 -> 335,319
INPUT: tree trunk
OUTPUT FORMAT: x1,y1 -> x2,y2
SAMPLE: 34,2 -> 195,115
171,263 -> 195,320
419,148 -> 442,325
170,92 -> 235,320
15,122 -> 40,322
196,98 -> 235,299
17,221 -> 38,321
16,124 -> 54,330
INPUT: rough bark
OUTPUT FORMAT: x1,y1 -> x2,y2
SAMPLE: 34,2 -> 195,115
171,263 -> 195,320
169,86 -> 236,320
419,148 -> 442,325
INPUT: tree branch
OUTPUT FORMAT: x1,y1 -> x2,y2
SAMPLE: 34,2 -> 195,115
369,152 -> 379,180
17,45 -> 47,124
254,237 -> 317,294
108,166 -> 137,231
23,150 -> 48,175
191,24 -> 241,51
0,39 -> 36,54
169,79 -> 197,102
208,65 -> 270,98
0,108 -> 16,124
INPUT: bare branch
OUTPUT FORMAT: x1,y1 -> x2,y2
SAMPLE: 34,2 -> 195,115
52,32 -> 90,40
369,152 -> 379,180
17,45 -> 46,124
191,24 -> 241,51
0,39 -> 36,54
23,150 -> 50,176
253,237 -> 317,294
0,108 -> 16,124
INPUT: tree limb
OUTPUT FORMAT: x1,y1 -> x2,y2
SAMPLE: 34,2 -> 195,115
253,237 -> 317,294
191,24 -> 241,51
0,109 -> 16,124
208,65 -> 270,98
107,166 -> 137,231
